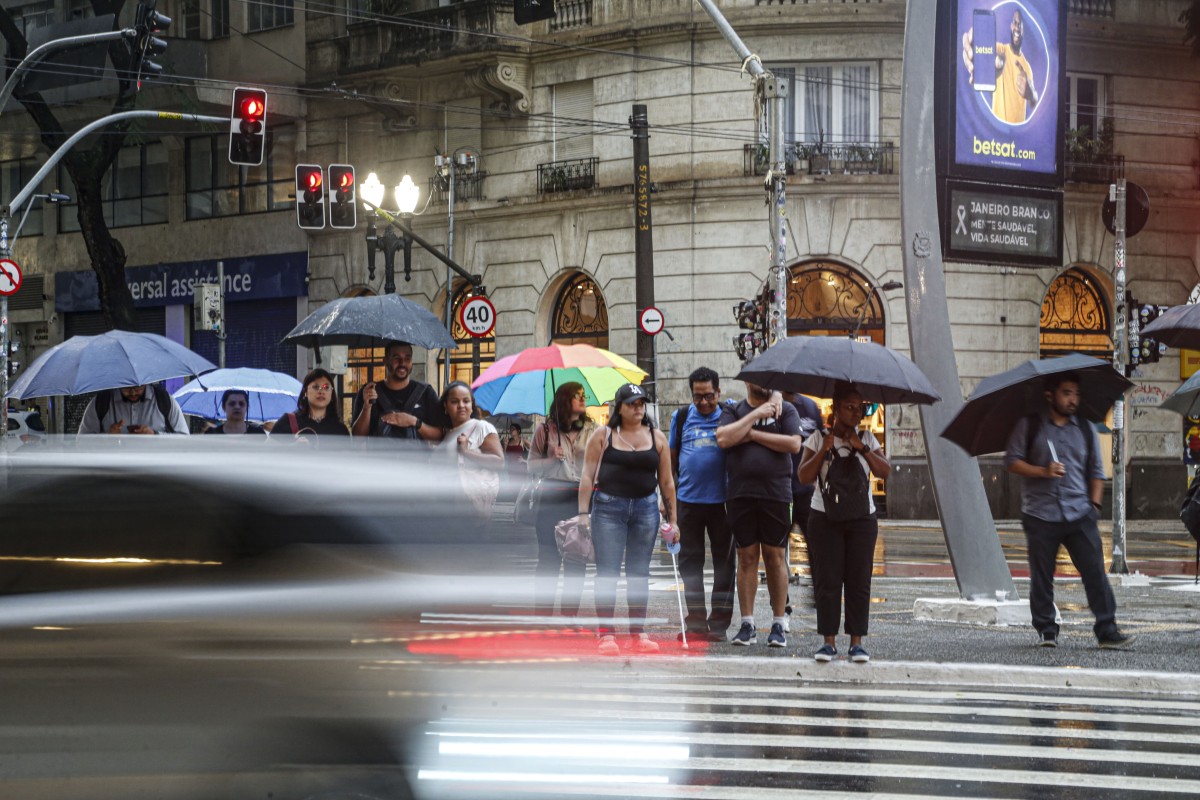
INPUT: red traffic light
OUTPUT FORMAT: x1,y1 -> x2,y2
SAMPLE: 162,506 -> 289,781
337,171 -> 354,190
305,170 -> 323,192
239,96 -> 265,120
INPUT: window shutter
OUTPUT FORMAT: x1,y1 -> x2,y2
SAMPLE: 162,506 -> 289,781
553,81 -> 593,161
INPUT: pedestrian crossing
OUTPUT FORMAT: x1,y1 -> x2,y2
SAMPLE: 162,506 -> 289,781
412,665 -> 1200,798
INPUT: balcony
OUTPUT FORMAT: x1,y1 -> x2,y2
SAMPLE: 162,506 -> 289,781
550,0 -> 593,31
1068,0 -> 1114,17
538,157 -> 599,194
744,142 -> 895,177
428,171 -> 489,203
1066,154 -> 1124,185
344,0 -> 516,70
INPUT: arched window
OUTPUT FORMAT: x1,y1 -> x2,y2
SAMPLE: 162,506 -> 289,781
551,273 -> 608,348
1040,267 -> 1112,357
437,282 -> 495,388
786,260 -> 885,344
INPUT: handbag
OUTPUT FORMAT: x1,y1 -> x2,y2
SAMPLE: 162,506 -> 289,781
553,428 -> 607,564
514,476 -> 543,526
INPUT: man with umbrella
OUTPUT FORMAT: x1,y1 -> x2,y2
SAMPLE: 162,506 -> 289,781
350,341 -> 447,442
1005,372 -> 1134,649
79,385 -> 189,435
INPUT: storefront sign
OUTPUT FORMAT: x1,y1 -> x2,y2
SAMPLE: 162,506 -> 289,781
945,181 -> 1062,267
950,0 -> 1064,184
55,252 -> 308,313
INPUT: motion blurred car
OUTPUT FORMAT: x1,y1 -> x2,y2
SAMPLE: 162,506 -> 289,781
3,406 -> 45,449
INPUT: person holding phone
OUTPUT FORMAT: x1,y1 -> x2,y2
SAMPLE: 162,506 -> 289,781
962,8 -> 1039,124
78,385 -> 189,436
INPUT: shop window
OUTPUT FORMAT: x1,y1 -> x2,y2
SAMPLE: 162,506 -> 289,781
1039,267 -> 1112,357
550,273 -> 608,348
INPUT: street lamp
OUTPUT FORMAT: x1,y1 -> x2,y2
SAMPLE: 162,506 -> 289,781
363,171 -> 418,296
852,279 -> 903,340
435,148 -> 479,388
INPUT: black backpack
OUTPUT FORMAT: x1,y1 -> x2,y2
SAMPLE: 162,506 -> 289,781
1178,473 -> 1200,584
819,440 -> 871,522
94,385 -> 173,429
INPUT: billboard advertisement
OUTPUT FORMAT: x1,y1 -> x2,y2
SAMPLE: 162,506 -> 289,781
951,0 -> 1063,182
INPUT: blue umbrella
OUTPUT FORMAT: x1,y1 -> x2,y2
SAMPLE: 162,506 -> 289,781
172,368 -> 302,422
6,330 -> 216,400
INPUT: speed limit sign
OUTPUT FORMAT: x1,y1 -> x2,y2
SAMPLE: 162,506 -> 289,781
458,295 -> 497,338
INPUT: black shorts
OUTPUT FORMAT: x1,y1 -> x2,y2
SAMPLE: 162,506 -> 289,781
727,498 -> 791,549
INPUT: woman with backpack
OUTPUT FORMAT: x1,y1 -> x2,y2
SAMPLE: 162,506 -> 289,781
797,381 -> 890,664
527,382 -> 597,618
270,368 -> 350,441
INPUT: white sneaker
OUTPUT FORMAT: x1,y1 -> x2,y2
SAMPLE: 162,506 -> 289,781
633,633 -> 660,654
597,635 -> 620,656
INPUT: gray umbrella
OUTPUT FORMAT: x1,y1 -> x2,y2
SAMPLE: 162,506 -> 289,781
282,294 -> 456,350
1158,371 -> 1200,417
1140,304 -> 1200,349
6,330 -> 216,400
734,336 -> 940,404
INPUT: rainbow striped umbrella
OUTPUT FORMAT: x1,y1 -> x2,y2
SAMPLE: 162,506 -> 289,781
471,344 -> 647,414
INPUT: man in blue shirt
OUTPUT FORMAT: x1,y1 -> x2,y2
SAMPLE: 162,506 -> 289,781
1005,372 -> 1134,650
669,367 -> 735,642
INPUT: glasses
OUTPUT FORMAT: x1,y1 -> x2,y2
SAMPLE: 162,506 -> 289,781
308,383 -> 333,392
573,392 -> 587,401
692,392 -> 717,403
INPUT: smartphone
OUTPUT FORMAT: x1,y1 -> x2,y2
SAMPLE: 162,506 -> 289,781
127,425 -> 138,433
972,8 -> 996,92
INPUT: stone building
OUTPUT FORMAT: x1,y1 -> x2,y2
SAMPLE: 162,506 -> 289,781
2,0 -> 1196,516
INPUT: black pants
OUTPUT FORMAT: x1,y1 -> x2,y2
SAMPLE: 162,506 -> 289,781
1022,511 -> 1118,638
677,501 -> 736,634
807,510 -> 878,636
533,489 -> 586,616
792,485 -> 815,536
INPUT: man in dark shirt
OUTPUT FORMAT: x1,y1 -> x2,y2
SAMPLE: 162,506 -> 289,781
716,381 -> 802,648
1005,372 -> 1133,650
350,340 -> 446,442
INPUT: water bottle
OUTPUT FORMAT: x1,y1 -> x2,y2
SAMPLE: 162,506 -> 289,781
662,522 -> 680,555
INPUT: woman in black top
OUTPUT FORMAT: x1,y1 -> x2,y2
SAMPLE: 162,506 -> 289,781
205,389 -> 266,435
578,383 -> 678,656
271,368 -> 350,439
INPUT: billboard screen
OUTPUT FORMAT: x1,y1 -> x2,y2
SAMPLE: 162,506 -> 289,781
952,0 -> 1063,180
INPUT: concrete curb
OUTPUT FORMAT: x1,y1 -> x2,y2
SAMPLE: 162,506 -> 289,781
637,655 -> 1200,697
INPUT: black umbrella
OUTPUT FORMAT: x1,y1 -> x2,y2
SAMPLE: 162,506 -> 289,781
940,353 -> 1132,456
282,294 -> 456,350
734,336 -> 940,404
1140,304 -> 1200,349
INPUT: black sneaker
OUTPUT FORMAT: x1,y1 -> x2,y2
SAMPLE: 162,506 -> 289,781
1098,629 -> 1136,649
731,621 -> 756,646
813,643 -> 837,662
848,643 -> 870,663
1037,631 -> 1058,647
767,622 -> 786,648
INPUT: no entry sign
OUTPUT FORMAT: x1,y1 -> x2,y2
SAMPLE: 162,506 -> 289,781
0,258 -> 22,296
638,306 -> 665,336
458,295 -> 497,338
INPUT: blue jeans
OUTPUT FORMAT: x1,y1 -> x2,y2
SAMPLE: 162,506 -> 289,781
591,490 -> 659,635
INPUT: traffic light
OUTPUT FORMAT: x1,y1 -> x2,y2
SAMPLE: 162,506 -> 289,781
133,0 -> 171,85
295,165 -> 325,230
327,165 -> 357,230
1137,304 -> 1168,365
6,340 -> 19,378
514,0 -> 555,24
228,87 -> 268,167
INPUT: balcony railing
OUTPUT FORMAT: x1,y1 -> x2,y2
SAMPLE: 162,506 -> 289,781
371,0 -> 513,67
1068,0 -> 1114,17
1065,154 -> 1124,184
429,171 -> 489,203
550,0 -> 593,30
744,141 -> 896,177
538,157 -> 599,194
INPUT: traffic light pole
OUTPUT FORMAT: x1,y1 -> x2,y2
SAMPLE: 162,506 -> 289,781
363,201 -> 482,291
0,27 -> 137,119
1111,178 -> 1129,574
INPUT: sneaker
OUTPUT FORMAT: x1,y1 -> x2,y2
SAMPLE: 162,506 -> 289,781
767,623 -> 786,648
848,644 -> 870,663
1097,629 -> 1136,649
597,635 -> 620,656
1037,631 -> 1058,648
813,643 -> 837,662
731,621 -> 756,646
633,633 -> 660,653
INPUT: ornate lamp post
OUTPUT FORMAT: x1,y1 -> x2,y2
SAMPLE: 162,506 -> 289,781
363,172 -> 419,295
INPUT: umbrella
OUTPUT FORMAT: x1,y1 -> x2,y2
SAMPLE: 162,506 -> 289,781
1157,371 -> 1200,418
940,353 -> 1132,457
733,336 -> 940,405
471,344 -> 647,415
281,294 -> 456,350
1139,304 -> 1200,350
6,330 -> 216,401
172,368 -> 303,422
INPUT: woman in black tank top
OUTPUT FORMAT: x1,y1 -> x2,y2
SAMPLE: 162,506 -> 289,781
578,383 -> 678,657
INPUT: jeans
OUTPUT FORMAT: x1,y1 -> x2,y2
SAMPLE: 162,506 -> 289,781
807,510 -> 878,636
591,490 -> 659,635
1022,510 -> 1118,638
678,501 -> 735,634
534,492 -> 585,616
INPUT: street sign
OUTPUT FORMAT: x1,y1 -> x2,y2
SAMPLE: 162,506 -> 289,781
638,305 -> 665,336
459,295 -> 496,338
0,258 -> 23,296
1102,181 -> 1149,237
943,180 -> 1062,268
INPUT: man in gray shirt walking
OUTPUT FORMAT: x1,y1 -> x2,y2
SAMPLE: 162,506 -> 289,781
1005,371 -> 1133,649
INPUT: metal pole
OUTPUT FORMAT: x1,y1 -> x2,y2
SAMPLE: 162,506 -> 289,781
766,81 -> 789,347
445,160 -> 455,390
630,104 -> 656,399
1,216 -> 10,440
0,27 -> 137,119
216,260 -> 226,369
1111,179 -> 1129,573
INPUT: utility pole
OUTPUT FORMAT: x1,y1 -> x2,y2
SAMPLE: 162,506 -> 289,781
1,217 -> 11,439
216,260 -> 226,369
630,104 -> 656,397
1111,178 -> 1129,574
693,0 -> 789,350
